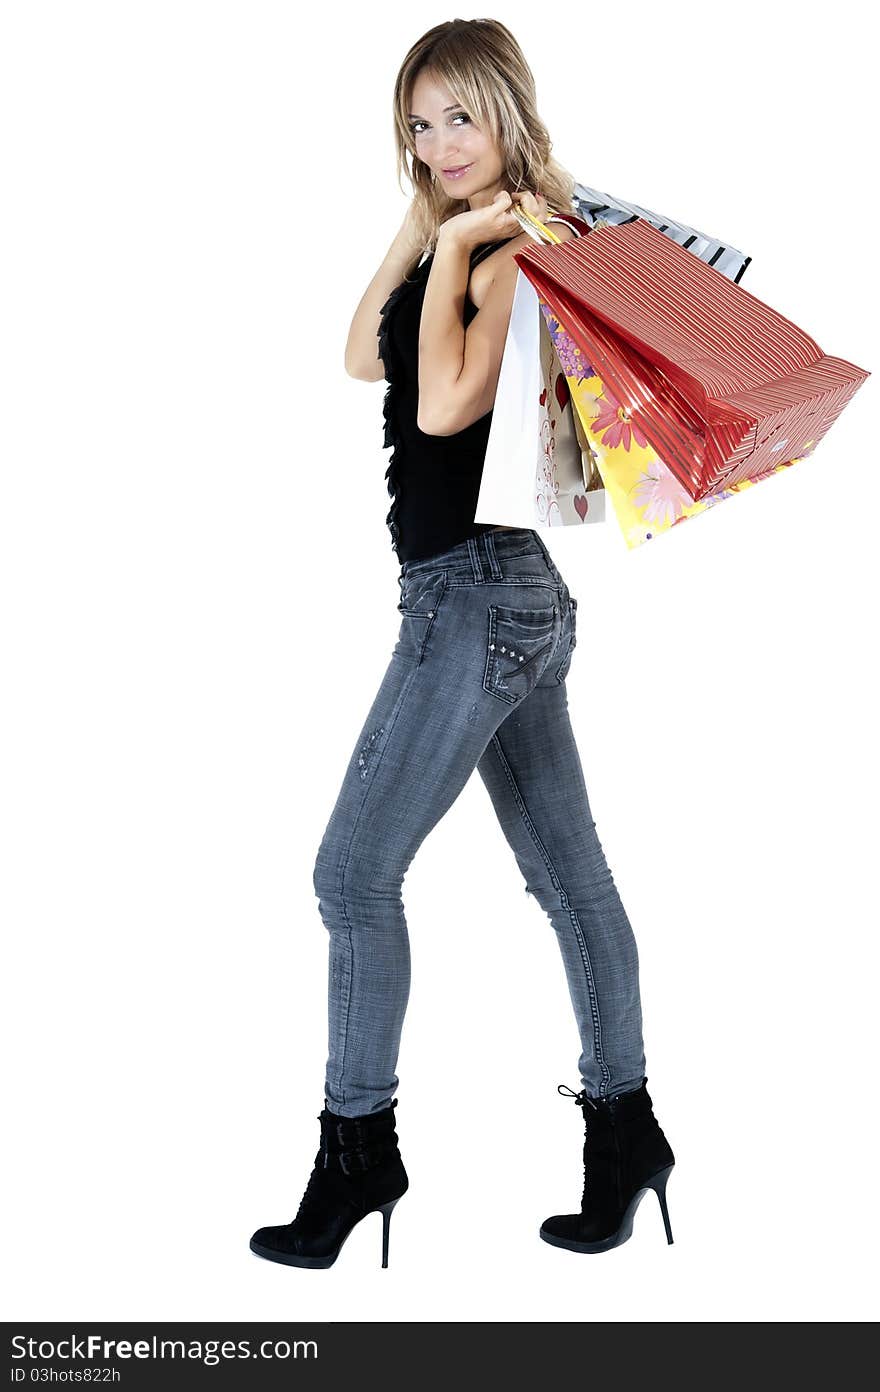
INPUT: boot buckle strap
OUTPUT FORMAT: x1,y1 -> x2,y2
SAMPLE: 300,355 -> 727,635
338,1144 -> 375,1176
336,1119 -> 365,1147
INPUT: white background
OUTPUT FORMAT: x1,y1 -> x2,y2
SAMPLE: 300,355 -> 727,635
2,0 -> 878,1323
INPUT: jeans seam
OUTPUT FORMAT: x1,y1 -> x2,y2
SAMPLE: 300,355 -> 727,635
446,577 -> 558,590
466,536 -> 484,583
483,530 -> 503,580
330,661 -> 425,1105
488,729 -> 612,1094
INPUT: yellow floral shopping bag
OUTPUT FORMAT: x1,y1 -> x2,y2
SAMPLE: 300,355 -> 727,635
539,301 -> 807,548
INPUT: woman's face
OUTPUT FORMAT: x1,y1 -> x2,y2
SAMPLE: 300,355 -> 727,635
407,69 -> 506,210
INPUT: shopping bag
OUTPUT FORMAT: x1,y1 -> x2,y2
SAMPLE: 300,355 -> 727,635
474,214 -> 605,530
536,291 -> 605,526
514,218 -> 870,545
476,187 -> 754,534
569,180 -> 752,285
538,298 -> 803,547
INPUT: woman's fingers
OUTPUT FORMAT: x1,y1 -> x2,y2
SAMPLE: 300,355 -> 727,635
511,189 -> 548,219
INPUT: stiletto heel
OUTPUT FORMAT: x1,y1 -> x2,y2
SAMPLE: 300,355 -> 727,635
649,1164 -> 674,1244
378,1197 -> 400,1268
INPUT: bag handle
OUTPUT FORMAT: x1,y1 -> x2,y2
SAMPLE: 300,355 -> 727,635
510,203 -> 565,244
510,204 -> 592,245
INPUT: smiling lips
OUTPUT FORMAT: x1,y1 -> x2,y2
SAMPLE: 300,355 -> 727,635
442,163 -> 473,179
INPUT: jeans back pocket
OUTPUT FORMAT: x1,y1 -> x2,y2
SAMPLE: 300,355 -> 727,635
483,601 -> 558,705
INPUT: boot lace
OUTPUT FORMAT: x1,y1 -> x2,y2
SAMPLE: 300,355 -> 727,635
292,1161 -> 328,1225
557,1082 -> 598,1111
558,1083 -> 599,1210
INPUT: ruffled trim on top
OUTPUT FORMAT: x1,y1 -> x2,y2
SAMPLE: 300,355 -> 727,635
377,259 -> 431,559
375,238 -> 518,558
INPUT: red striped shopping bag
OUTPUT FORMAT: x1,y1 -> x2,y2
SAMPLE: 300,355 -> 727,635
513,218 -> 870,503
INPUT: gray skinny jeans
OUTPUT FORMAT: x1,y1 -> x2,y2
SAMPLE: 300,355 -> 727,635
313,526 -> 647,1115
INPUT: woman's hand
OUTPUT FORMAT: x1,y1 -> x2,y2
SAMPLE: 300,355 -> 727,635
437,189 -> 550,253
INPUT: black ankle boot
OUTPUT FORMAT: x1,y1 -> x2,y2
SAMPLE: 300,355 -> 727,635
540,1076 -> 675,1253
250,1099 -> 409,1269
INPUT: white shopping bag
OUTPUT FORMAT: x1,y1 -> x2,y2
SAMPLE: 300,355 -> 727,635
475,267 -> 606,531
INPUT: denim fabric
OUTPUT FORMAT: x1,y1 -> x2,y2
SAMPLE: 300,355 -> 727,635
313,527 -> 647,1116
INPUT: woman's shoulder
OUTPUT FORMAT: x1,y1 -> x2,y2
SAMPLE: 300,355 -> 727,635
546,210 -> 592,239
467,217 -> 583,309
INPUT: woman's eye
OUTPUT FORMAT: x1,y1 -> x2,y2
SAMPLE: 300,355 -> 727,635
410,113 -> 471,135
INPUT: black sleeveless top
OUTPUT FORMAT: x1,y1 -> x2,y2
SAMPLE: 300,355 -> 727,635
377,237 -> 517,564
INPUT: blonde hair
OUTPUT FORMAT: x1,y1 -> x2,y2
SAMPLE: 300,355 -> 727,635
390,18 -> 576,258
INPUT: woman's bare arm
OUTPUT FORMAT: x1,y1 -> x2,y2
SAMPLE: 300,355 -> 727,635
345,211 -> 424,382
417,220 -> 576,435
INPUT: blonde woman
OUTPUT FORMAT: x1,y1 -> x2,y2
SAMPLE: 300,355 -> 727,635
251,18 -> 674,1270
